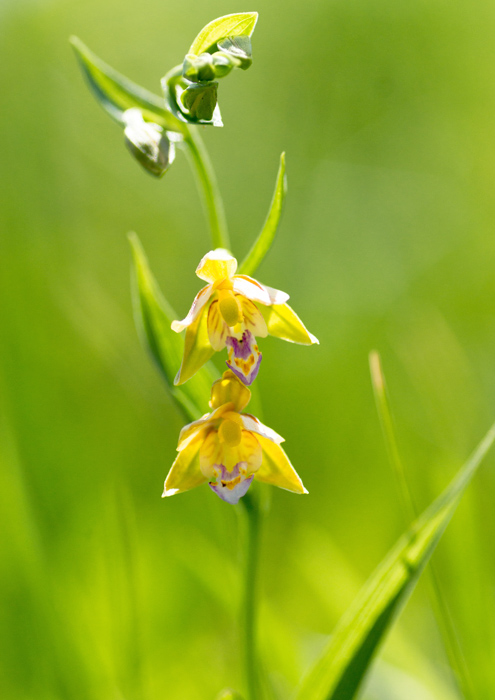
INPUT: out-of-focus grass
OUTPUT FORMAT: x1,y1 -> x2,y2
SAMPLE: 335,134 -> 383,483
2,0 -> 495,697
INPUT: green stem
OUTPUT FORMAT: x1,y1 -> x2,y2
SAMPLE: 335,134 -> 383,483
238,491 -> 261,700
183,127 -> 230,250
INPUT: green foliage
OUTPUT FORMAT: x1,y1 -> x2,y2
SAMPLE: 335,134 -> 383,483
70,36 -> 184,133
297,423 -> 495,700
189,12 -> 258,56
239,153 -> 287,277
129,232 -> 217,420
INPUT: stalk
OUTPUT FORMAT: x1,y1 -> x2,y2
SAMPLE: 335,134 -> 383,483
183,126 -> 230,251
238,491 -> 262,700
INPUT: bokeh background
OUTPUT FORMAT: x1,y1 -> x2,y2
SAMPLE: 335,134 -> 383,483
2,0 -> 495,698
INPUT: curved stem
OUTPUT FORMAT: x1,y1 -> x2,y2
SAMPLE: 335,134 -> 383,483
183,126 -> 230,250
238,491 -> 261,700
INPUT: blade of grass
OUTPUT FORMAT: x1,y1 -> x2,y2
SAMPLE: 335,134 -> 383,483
296,421 -> 495,700
369,350 -> 475,700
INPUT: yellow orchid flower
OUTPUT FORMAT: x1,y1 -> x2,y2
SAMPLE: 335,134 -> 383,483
163,370 -> 307,504
172,249 -> 318,385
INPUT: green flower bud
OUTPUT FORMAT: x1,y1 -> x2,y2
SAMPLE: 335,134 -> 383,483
217,35 -> 252,70
183,52 -> 216,82
211,52 -> 234,78
123,108 -> 175,177
180,82 -> 218,122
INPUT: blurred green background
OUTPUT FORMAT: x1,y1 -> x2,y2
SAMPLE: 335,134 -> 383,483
2,0 -> 495,698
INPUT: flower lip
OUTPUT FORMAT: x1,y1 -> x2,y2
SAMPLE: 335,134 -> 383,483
209,463 -> 254,504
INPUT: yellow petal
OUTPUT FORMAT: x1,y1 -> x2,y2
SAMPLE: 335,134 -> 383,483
238,296 -> 268,338
259,303 -> 319,345
240,414 -> 284,444
207,300 -> 229,351
174,304 -> 215,385
196,249 -> 237,283
177,407 -> 228,450
255,434 -> 308,494
233,275 -> 289,305
171,284 -> 214,332
163,435 -> 206,497
200,427 -> 262,476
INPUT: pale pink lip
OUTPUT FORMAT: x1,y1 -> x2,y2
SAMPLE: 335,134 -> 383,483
209,463 -> 254,504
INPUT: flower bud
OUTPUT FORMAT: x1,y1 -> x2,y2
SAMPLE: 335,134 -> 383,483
210,370 -> 251,412
217,35 -> 252,70
123,108 -> 175,177
211,52 -> 234,78
182,52 -> 216,82
180,82 -> 218,122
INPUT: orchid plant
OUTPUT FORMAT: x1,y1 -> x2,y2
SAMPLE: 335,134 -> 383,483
72,12 -> 495,700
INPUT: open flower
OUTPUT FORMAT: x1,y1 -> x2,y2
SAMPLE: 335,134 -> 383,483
163,370 -> 307,504
172,249 -> 318,385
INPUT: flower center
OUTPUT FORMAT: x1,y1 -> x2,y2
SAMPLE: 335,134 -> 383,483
218,418 -> 242,447
218,290 -> 242,327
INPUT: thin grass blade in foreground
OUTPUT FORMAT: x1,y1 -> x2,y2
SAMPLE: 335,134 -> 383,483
296,422 -> 495,700
239,153 -> 287,277
369,350 -> 475,699
129,233 -> 218,421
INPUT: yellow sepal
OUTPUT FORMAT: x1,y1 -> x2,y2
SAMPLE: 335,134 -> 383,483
163,435 -> 206,496
175,304 -> 215,385
255,434 -> 308,494
259,303 -> 318,345
196,249 -> 237,283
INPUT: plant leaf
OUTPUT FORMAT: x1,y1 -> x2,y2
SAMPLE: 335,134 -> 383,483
70,36 -> 185,133
129,233 -> 218,421
189,13 -> 258,56
296,422 -> 495,700
239,153 -> 287,276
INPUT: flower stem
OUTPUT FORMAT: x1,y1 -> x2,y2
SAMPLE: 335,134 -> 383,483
183,127 -> 230,251
238,491 -> 261,700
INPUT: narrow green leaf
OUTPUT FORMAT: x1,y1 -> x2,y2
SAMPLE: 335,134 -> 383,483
297,422 -> 495,700
369,350 -> 475,699
129,233 -> 218,421
70,36 -> 185,133
239,153 -> 287,277
189,13 -> 258,56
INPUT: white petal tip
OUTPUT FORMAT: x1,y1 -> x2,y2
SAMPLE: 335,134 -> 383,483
302,487 -> 309,495
309,333 -> 319,345
162,488 -> 179,498
171,321 -> 183,333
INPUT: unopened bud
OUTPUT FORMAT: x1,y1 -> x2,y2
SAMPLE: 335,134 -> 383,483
217,35 -> 252,70
181,82 -> 218,122
123,109 -> 175,177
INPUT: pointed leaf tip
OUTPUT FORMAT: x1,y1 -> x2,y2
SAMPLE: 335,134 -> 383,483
239,152 -> 287,276
189,12 -> 259,56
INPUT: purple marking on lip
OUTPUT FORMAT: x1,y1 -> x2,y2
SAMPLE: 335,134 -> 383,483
225,330 -> 262,385
226,330 -> 254,359
226,353 -> 262,385
209,463 -> 254,504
